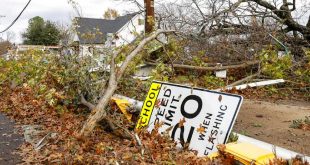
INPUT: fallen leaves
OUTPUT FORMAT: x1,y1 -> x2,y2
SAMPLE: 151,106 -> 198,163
122,152 -> 133,160
1,85 -> 309,164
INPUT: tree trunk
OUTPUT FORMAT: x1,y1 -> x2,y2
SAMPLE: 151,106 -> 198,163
79,30 -> 175,136
79,82 -> 117,136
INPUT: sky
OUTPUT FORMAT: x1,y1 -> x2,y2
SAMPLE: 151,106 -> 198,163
0,0 -> 308,44
0,0 -> 141,43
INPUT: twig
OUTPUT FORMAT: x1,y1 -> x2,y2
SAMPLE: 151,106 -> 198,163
134,133 -> 145,155
105,118 -> 133,140
35,132 -> 58,151
134,133 -> 142,146
228,72 -> 260,87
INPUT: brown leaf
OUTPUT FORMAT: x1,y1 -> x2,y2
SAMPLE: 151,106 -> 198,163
75,154 -> 83,162
154,121 -> 164,130
217,144 -> 226,152
155,99 -> 161,108
179,118 -> 186,128
122,152 -> 133,160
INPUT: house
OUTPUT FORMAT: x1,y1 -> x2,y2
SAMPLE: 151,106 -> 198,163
73,12 -> 145,56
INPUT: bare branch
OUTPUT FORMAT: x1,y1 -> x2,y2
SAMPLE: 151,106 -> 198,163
80,94 -> 95,110
145,60 -> 260,71
117,30 -> 175,81
192,0 -> 206,20
250,0 -> 277,11
228,72 -> 261,87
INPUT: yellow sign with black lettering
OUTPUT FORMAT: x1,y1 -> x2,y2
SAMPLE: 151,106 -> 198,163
136,82 -> 161,130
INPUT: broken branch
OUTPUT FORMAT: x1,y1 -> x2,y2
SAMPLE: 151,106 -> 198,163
79,30 -> 175,136
228,72 -> 261,87
145,60 -> 260,71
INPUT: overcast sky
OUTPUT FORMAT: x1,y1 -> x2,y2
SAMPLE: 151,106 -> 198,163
1,0 -> 308,44
0,0 -> 141,43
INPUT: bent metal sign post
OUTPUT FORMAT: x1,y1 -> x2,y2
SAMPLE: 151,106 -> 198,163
136,81 -> 243,156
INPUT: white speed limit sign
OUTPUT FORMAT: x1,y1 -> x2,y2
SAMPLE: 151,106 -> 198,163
136,81 -> 243,156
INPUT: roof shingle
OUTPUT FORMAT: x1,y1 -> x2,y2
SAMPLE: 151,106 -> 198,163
75,13 -> 137,44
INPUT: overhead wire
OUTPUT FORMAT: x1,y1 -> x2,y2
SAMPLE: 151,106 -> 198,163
0,0 -> 32,33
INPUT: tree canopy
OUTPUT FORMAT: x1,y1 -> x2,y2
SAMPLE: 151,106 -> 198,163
22,16 -> 60,45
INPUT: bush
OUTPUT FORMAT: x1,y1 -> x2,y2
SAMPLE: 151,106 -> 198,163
260,46 -> 292,79
0,50 -> 108,111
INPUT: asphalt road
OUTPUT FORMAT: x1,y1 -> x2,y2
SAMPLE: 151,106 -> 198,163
0,113 -> 23,165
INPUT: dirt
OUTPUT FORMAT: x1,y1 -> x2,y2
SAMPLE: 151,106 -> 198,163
233,99 -> 310,156
0,113 -> 23,165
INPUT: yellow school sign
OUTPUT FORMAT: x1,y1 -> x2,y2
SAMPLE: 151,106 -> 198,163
136,82 -> 161,129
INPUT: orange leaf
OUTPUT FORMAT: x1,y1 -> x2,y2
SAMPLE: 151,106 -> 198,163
179,118 -> 186,128
196,124 -> 205,134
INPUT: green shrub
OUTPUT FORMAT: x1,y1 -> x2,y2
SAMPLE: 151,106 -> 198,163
0,49 -> 107,111
260,46 -> 292,79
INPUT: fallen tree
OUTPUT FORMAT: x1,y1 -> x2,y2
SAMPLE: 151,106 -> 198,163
79,30 -> 174,136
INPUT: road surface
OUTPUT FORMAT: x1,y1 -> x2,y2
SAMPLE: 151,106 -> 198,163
0,113 -> 23,164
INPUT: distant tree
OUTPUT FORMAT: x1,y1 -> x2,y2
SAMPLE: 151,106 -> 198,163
22,16 -> 60,45
57,23 -> 73,46
103,8 -> 120,20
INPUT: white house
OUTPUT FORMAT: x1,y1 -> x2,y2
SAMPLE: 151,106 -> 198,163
74,12 -> 145,56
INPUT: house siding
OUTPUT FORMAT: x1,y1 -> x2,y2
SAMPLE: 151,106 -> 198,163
114,13 -> 145,47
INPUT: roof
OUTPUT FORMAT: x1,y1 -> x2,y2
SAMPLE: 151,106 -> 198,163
75,13 -> 138,44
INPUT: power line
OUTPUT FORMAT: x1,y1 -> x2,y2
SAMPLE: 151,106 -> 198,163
0,0 -> 31,34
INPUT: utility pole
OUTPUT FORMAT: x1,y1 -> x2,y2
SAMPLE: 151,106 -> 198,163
144,0 -> 154,34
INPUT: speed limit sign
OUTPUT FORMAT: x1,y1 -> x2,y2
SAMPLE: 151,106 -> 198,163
136,81 -> 243,156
